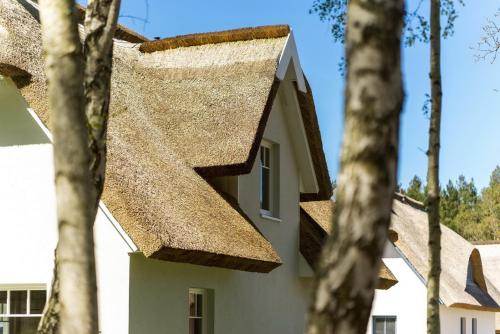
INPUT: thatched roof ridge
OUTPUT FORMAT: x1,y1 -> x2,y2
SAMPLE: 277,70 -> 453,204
139,25 -> 290,53
391,198 -> 500,310
299,200 -> 398,289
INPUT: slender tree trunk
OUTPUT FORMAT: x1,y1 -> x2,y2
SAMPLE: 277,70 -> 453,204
38,1 -> 97,334
83,0 -> 121,213
427,0 -> 442,333
38,1 -> 120,333
306,1 -> 404,333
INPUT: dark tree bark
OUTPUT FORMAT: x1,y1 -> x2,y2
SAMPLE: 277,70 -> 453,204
306,1 -> 405,333
426,0 -> 442,333
37,1 -> 121,333
83,0 -> 121,213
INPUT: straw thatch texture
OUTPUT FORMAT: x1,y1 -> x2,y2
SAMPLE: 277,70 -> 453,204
299,200 -> 398,289
391,197 -> 500,310
139,25 -> 290,53
477,244 -> 500,331
1,0 -> 284,272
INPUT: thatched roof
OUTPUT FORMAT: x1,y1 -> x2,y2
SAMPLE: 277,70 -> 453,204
391,195 -> 500,311
476,244 -> 500,330
1,1 -> 332,272
299,200 -> 398,290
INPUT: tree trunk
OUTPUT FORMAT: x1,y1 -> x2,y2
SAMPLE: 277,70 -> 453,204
306,1 -> 404,333
427,0 -> 442,333
83,0 -> 121,213
37,1 -> 121,333
38,1 -> 98,334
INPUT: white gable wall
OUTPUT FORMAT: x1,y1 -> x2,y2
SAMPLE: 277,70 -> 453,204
0,75 -> 132,333
367,242 -> 428,334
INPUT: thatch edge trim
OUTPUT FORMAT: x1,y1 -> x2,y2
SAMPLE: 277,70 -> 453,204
0,64 -> 32,88
149,247 -> 281,273
295,79 -> 333,201
196,77 -> 281,178
449,303 -> 500,312
394,192 -> 425,210
140,25 -> 290,53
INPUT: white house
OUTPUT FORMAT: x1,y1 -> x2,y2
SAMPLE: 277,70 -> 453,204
301,196 -> 500,334
0,1 -> 498,334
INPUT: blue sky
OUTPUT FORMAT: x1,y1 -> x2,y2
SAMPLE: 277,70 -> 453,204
84,0 -> 500,190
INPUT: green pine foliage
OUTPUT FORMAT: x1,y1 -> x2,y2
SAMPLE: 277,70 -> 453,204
401,167 -> 500,242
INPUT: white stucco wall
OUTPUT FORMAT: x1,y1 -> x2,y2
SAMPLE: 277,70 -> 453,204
367,242 -> 428,334
0,77 -> 131,334
129,84 -> 314,334
368,242 -> 496,334
440,306 -> 495,334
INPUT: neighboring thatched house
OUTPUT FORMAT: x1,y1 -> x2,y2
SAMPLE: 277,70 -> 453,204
0,1 -> 399,334
300,195 -> 500,334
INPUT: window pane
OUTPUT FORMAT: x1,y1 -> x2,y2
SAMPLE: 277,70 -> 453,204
264,147 -> 270,167
261,168 -> 270,211
189,318 -> 202,334
10,291 -> 27,315
196,294 -> 203,317
386,318 -> 396,334
373,318 -> 384,334
8,317 -> 40,334
472,318 -> 477,334
30,290 -> 46,315
189,293 -> 196,317
0,292 -> 6,315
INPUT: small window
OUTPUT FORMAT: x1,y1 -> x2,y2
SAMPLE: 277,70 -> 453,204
188,288 -> 213,334
0,286 -> 47,334
259,142 -> 279,218
461,317 -> 467,334
471,318 -> 477,334
373,316 -> 396,334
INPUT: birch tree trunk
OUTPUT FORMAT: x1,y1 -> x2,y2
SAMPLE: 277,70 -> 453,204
83,0 -> 121,212
38,1 -> 97,334
38,1 -> 121,333
306,1 -> 404,333
426,0 -> 442,333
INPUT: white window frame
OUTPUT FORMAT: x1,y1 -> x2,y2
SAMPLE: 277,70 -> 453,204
372,316 -> 396,334
259,141 -> 279,219
0,285 -> 47,318
188,288 -> 214,334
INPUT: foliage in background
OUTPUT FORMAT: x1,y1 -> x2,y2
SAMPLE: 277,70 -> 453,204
400,166 -> 500,241
310,0 -> 464,46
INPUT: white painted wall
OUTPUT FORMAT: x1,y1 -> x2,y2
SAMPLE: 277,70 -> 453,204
0,76 -> 132,334
129,84 -> 314,334
368,242 -> 496,334
367,242 -> 428,334
441,306 -> 495,334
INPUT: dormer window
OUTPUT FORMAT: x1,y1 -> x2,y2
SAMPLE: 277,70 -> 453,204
260,141 -> 279,219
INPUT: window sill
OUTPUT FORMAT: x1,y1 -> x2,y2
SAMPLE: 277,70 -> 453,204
260,213 -> 282,223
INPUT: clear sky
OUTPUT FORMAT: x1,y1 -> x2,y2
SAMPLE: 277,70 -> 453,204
82,0 -> 500,190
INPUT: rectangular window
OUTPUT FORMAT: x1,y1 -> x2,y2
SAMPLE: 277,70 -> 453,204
461,317 -> 467,334
0,287 -> 47,334
259,142 -> 279,218
471,318 -> 477,334
188,288 -> 213,334
373,316 -> 396,334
